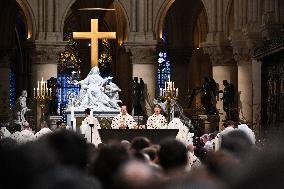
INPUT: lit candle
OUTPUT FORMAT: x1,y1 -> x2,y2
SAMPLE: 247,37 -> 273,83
160,88 -> 162,96
49,88 -> 52,96
37,88 -> 39,96
164,82 -> 166,90
176,88 -> 179,97
33,88 -> 35,96
73,118 -> 76,131
173,82 -> 175,90
71,107 -> 75,121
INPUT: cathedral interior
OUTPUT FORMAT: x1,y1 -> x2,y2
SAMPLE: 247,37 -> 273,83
0,0 -> 283,137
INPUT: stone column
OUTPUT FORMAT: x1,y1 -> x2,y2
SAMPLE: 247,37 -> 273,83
0,51 -> 13,122
125,42 -> 157,116
29,41 -> 65,128
233,45 -> 253,124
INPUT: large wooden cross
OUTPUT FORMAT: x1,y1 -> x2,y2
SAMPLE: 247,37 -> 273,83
73,19 -> 116,67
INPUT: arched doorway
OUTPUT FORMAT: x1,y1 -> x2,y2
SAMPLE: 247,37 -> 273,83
60,0 -> 132,110
157,0 -> 211,109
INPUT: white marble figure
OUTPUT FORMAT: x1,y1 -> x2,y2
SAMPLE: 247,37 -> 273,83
14,90 -> 30,126
71,67 -> 121,111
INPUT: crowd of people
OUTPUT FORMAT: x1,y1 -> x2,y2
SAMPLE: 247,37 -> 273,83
1,117 -> 284,189
1,104 -> 284,189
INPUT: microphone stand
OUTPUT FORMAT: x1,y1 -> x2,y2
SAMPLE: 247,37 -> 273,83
89,123 -> 94,144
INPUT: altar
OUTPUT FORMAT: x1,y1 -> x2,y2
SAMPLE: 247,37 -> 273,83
98,129 -> 179,144
65,110 -> 119,130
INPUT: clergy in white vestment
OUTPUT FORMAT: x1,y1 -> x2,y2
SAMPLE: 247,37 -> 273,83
214,120 -> 235,150
111,105 -> 137,129
168,111 -> 194,145
80,108 -> 101,146
19,121 -> 35,144
9,124 -> 22,143
146,104 -> 167,129
238,123 -> 256,144
0,126 -> 11,138
35,121 -> 53,139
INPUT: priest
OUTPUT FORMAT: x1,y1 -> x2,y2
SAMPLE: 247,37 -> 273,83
146,104 -> 167,129
19,120 -> 35,144
168,111 -> 194,145
80,108 -> 101,146
35,121 -> 53,139
111,105 -> 137,129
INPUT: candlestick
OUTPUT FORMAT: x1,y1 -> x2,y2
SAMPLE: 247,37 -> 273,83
176,88 -> 178,97
71,107 -> 75,121
73,118 -> 76,131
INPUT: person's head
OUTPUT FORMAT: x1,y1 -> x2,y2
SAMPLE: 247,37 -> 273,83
223,120 -> 234,129
113,160 -> 158,189
143,147 -> 158,161
22,90 -> 27,97
154,104 -> 161,115
223,80 -> 229,86
41,121 -> 48,129
158,139 -> 188,171
221,130 -> 253,160
121,105 -> 128,115
44,130 -> 88,170
90,143 -> 130,189
84,108 -> 91,117
131,137 -> 151,152
56,120 -> 62,128
134,77 -> 138,82
59,123 -> 67,129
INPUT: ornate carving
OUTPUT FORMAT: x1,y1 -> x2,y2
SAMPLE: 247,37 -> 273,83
30,42 -> 65,64
202,44 -> 235,66
125,42 -> 157,64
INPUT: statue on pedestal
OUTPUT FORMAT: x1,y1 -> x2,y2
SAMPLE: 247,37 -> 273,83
220,80 -> 235,120
70,66 -> 121,111
14,90 -> 31,126
47,77 -> 59,115
132,77 -> 145,116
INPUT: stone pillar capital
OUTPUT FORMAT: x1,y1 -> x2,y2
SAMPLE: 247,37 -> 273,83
27,41 -> 66,65
124,41 -> 157,65
202,43 -> 235,66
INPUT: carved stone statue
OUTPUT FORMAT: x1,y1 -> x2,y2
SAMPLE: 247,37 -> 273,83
14,90 -> 31,126
132,77 -> 145,116
70,66 -> 121,111
47,77 -> 59,115
221,80 -> 235,120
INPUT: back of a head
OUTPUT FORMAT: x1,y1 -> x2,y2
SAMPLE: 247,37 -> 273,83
114,160 -> 158,189
131,137 -> 151,151
90,143 -> 130,189
44,130 -> 88,170
158,139 -> 188,171
221,130 -> 253,159
31,167 -> 101,189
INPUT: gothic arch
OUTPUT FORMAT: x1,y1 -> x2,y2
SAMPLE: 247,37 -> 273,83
60,0 -> 130,41
16,0 -> 36,40
155,0 -> 209,40
155,0 -> 175,40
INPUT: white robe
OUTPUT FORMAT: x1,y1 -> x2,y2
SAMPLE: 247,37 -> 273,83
35,127 -> 53,139
238,124 -> 256,144
111,113 -> 137,129
146,114 -> 167,129
80,116 -> 101,146
215,127 -> 235,151
168,118 -> 194,145
19,129 -> 35,144
10,131 -> 22,143
0,127 -> 11,138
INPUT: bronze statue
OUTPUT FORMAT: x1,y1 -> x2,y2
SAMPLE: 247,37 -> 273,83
220,80 -> 235,120
47,77 -> 59,115
132,77 -> 145,116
